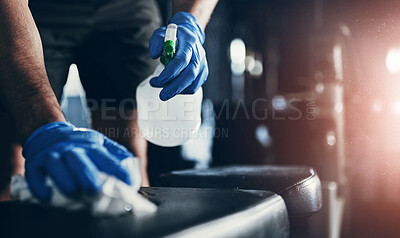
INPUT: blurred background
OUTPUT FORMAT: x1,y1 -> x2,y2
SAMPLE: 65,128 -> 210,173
60,0 -> 400,237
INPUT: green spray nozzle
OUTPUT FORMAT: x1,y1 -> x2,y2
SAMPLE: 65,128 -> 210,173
160,24 -> 177,66
161,40 -> 175,66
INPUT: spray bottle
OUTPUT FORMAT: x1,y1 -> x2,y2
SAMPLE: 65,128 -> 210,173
136,24 -> 203,147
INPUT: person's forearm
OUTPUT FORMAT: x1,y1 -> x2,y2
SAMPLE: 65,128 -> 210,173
0,0 -> 65,143
173,0 -> 218,30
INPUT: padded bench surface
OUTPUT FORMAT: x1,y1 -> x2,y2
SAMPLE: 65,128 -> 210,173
0,187 -> 289,238
159,165 -> 322,217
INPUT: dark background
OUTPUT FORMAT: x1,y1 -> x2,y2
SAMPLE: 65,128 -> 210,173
150,0 -> 400,237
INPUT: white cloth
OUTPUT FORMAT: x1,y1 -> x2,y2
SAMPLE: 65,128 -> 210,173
10,158 -> 157,216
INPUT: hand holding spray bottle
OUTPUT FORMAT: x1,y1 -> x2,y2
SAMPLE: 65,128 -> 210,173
136,24 -> 203,147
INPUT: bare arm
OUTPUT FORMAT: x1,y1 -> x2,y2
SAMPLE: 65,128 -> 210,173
173,0 -> 219,31
0,0 -> 65,143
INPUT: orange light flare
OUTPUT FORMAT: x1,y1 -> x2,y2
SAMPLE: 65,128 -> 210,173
386,48 -> 400,75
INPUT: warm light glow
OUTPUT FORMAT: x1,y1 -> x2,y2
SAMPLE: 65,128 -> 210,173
372,100 -> 383,113
326,131 -> 337,146
315,82 -> 324,94
386,48 -> 400,74
392,100 -> 400,115
333,44 -> 343,80
335,103 -> 344,114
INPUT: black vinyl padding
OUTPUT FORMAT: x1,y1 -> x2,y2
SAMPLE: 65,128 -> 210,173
0,187 -> 289,238
159,165 -> 322,217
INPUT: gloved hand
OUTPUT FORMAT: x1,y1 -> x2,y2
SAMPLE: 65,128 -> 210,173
22,121 -> 136,202
149,12 -> 209,101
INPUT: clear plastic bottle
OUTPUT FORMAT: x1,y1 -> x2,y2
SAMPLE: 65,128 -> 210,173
136,65 -> 203,147
136,24 -> 203,147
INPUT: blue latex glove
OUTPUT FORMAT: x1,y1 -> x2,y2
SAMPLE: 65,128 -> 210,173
22,122 -> 134,202
149,12 -> 209,101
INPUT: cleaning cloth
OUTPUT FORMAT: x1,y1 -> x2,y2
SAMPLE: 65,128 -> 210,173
10,158 -> 157,216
